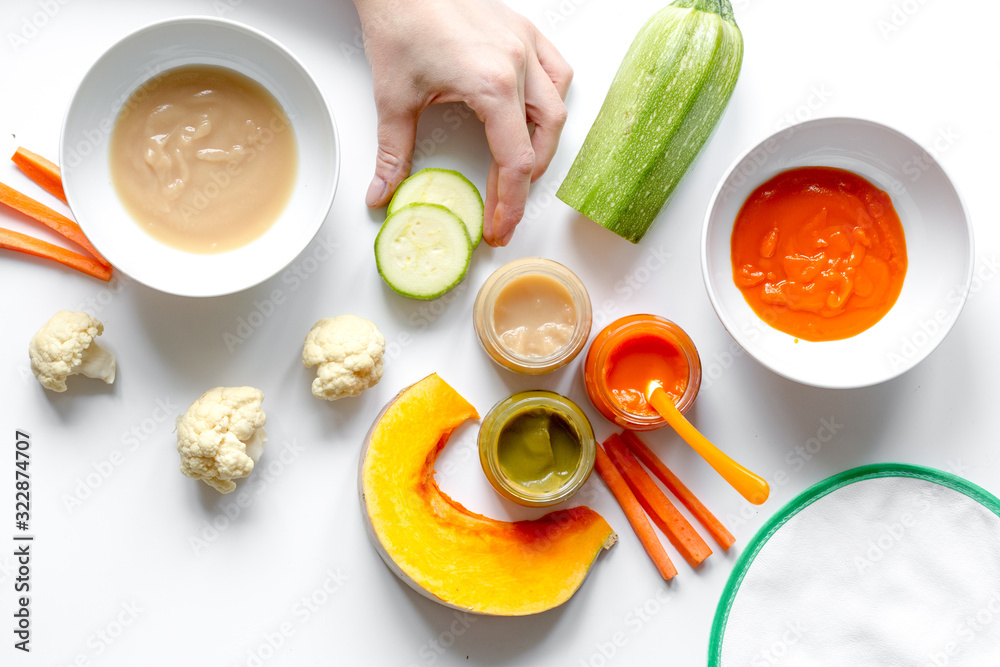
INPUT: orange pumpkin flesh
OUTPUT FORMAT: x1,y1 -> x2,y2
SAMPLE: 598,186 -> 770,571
360,373 -> 617,616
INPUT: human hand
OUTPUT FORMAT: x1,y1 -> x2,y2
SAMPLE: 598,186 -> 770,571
352,0 -> 572,246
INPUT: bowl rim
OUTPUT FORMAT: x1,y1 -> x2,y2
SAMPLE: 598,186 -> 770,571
700,116 -> 975,389
60,15 -> 340,298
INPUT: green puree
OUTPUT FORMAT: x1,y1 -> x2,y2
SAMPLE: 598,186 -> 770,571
497,408 -> 582,494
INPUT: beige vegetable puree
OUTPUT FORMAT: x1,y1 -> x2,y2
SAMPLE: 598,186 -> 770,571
493,274 -> 577,357
109,64 -> 297,254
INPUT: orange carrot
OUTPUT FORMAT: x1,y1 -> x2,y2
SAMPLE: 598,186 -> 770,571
11,147 -> 66,204
594,442 -> 677,581
621,430 -> 736,550
0,181 -> 110,267
605,433 -> 712,567
0,227 -> 111,281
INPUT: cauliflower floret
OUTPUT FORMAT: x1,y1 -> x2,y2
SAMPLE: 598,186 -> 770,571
28,310 -> 117,392
176,386 -> 267,494
302,315 -> 385,401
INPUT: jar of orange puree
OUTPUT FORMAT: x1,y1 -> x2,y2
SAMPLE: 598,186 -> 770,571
584,315 -> 702,431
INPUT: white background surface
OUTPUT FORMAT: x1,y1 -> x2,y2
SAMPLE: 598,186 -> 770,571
2,0 -> 998,665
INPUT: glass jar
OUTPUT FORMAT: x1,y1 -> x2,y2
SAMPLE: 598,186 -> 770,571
478,390 -> 596,507
583,314 -> 702,431
473,258 -> 592,374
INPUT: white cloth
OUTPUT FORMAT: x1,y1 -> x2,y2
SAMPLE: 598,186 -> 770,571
714,470 -> 1000,666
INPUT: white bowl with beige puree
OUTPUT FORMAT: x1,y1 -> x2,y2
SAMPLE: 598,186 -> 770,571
62,17 -> 339,297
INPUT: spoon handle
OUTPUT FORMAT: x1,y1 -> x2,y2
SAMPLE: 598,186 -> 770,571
647,384 -> 770,505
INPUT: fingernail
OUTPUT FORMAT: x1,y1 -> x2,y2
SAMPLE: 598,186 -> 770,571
366,177 -> 389,208
499,228 -> 515,247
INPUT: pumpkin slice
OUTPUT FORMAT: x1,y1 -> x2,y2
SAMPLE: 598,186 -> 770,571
360,373 -> 617,616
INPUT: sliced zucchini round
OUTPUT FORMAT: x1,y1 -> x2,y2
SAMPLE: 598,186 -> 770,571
388,168 -> 484,248
374,203 -> 473,300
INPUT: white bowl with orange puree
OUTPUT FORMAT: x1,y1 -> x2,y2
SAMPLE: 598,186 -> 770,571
62,17 -> 338,297
702,117 -> 973,389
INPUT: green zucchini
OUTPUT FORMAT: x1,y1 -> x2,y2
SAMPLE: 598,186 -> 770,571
557,0 -> 743,243
388,169 -> 484,248
374,203 -> 472,300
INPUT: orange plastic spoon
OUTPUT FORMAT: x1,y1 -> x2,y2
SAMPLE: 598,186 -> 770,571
646,380 -> 769,505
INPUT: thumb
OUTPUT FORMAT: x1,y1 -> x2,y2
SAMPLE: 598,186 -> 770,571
366,105 -> 419,208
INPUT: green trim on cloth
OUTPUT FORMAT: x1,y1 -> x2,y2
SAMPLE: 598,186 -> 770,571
708,463 -> 1000,665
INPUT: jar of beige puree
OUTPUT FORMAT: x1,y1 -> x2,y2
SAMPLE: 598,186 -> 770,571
473,258 -> 592,375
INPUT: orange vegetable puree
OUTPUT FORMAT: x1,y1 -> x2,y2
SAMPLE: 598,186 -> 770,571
604,334 -> 688,418
731,166 -> 907,341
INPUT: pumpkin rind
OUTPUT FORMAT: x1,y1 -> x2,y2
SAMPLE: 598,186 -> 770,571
360,373 -> 617,616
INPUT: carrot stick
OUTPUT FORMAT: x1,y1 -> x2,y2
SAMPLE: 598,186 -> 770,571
11,147 -> 67,204
0,181 -> 110,267
0,227 -> 111,281
621,430 -> 736,550
605,433 -> 712,567
594,442 -> 677,581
